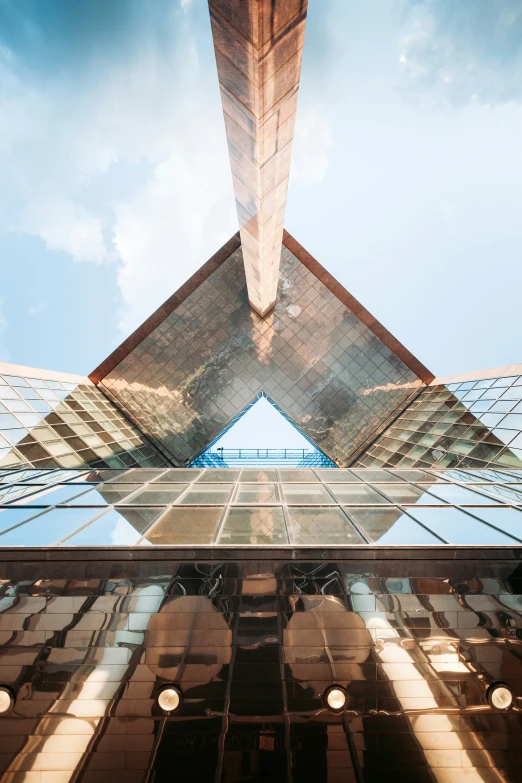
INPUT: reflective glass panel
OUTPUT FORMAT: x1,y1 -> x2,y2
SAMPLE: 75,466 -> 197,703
175,484 -> 233,504
328,485 -> 389,504
0,507 -> 102,545
151,469 -> 201,483
196,469 -> 240,482
118,484 -> 187,505
286,507 -> 364,545
372,484 -> 426,504
11,484 -> 94,506
142,507 -> 222,544
352,469 -> 399,482
282,484 -> 335,504
62,507 -> 162,545
407,507 -> 518,544
234,484 -> 279,504
468,507 -> 522,541
0,507 -> 40,533
278,470 -> 319,482
219,507 -> 288,544
346,507 -> 442,545
315,469 -> 361,483
423,484 -> 500,504
240,469 -> 277,482
85,483 -> 142,504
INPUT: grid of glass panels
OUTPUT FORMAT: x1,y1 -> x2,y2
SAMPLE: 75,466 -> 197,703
99,245 -> 422,467
0,372 -> 171,471
1,466 -> 521,547
356,375 -> 522,471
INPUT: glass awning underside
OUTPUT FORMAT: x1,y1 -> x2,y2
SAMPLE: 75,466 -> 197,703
0,467 -> 521,547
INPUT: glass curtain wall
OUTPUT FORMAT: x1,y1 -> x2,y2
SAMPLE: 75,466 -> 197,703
355,374 -> 522,470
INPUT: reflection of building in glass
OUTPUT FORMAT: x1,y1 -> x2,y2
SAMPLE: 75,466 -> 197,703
1,0 -> 522,779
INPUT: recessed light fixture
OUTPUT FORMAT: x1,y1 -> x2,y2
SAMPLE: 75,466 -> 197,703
487,683 -> 513,711
157,685 -> 182,713
324,685 -> 347,712
0,686 -> 14,715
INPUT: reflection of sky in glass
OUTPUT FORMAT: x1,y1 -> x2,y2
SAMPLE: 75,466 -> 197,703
0,507 -> 101,545
62,508 -> 159,545
469,507 -> 522,542
422,484 -> 499,504
347,507 -> 443,545
407,508 -> 518,545
11,484 -> 94,506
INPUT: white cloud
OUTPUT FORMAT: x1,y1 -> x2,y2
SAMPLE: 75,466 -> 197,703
399,0 -> 522,105
0,4 -> 236,337
291,104 -> 334,186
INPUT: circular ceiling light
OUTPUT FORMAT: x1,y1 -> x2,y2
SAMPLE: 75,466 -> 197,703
487,683 -> 513,711
324,686 -> 347,712
157,686 -> 182,713
0,686 -> 14,715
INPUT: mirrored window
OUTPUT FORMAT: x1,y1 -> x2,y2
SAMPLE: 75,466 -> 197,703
286,507 -> 364,545
282,484 -> 335,505
141,507 -> 222,544
219,507 -> 287,544
407,507 -> 518,544
235,484 -> 279,504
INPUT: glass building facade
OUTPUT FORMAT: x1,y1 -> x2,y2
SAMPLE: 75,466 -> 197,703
2,466 -> 522,547
2,0 -> 522,776
356,372 -> 522,470
96,241 -> 427,467
0,366 -> 171,471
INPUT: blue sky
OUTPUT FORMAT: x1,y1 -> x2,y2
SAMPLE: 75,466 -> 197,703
1,0 -> 521,379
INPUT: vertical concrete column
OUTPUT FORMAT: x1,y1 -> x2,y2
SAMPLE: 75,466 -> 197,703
209,0 -> 307,316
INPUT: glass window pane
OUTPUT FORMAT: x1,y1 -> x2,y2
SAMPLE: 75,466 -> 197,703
142,507 -> 222,544
235,484 -> 279,504
372,484 -> 425,504
115,469 -> 168,482
328,484 -> 389,504
407,507 -> 517,544
196,469 -> 240,482
80,483 -> 142,503
10,484 -> 95,506
176,484 -> 234,505
352,469 -> 398,482
424,484 -> 500,505
347,507 -> 443,545
315,469 -> 361,482
0,507 -> 102,545
240,469 -> 277,482
151,469 -> 201,483
219,507 -> 288,544
287,507 -> 364,545
282,484 -> 335,504
470,507 -> 522,541
278,469 -> 319,482
62,507 -> 162,545
118,484 -> 187,505
0,507 -> 40,533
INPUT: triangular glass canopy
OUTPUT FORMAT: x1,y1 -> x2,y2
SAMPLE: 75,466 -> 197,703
91,233 -> 432,467
190,394 -> 336,468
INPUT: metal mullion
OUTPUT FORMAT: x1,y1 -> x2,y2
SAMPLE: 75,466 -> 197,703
56,506 -> 118,545
134,503 -> 186,545
410,478 -> 515,507
448,504 -> 522,544
278,477 -> 293,545
319,481 -> 374,542
395,505 -> 448,544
